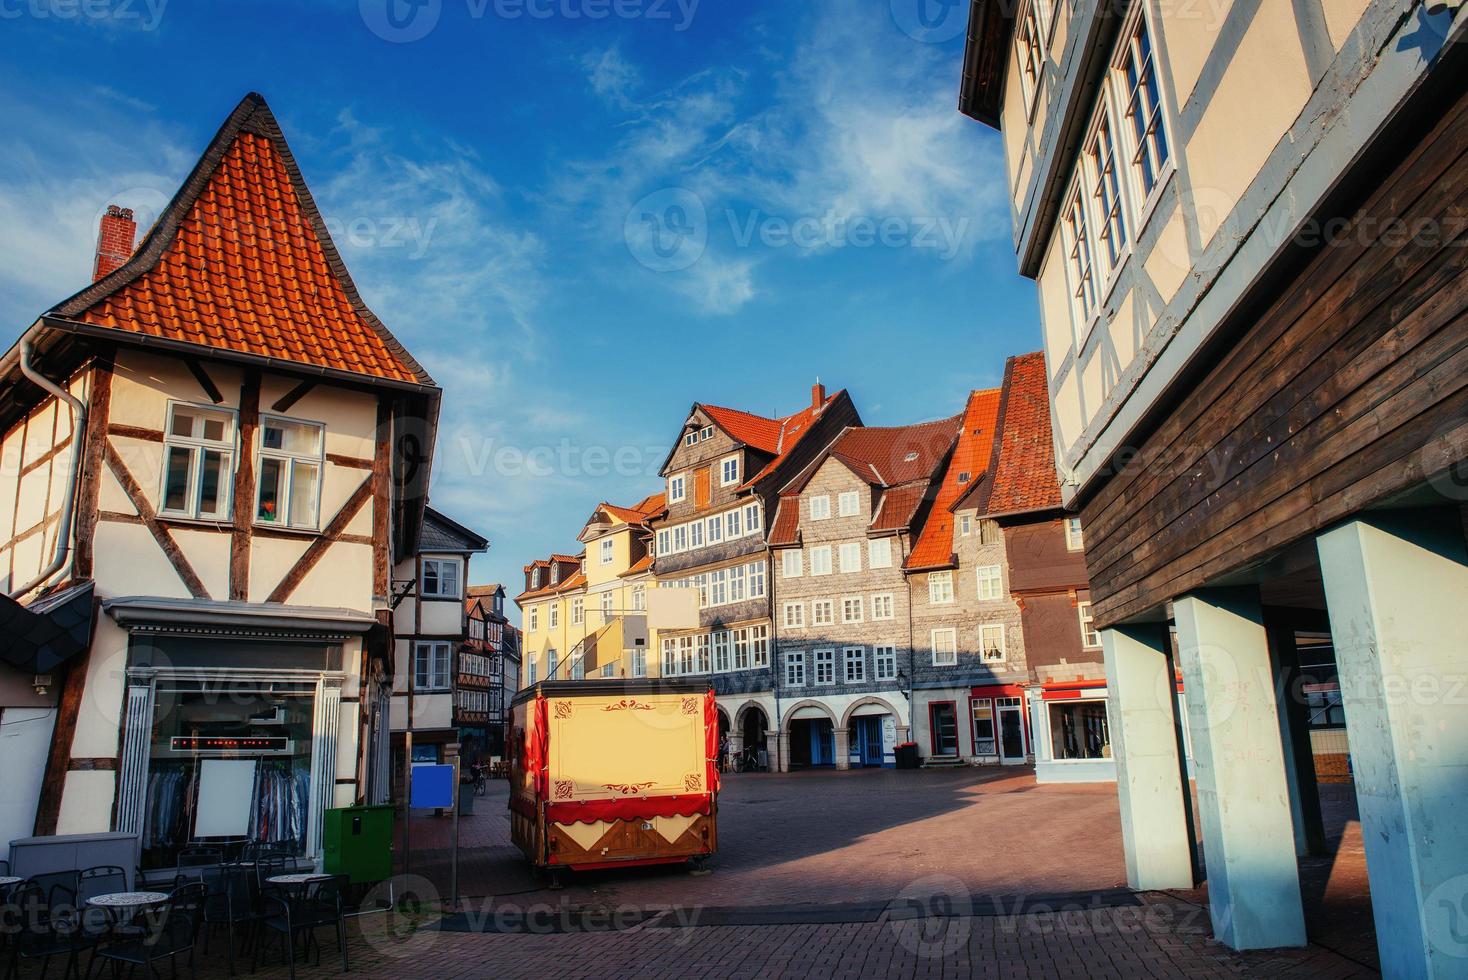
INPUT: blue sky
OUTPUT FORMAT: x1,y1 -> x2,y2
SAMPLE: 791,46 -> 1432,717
0,0 -> 1040,615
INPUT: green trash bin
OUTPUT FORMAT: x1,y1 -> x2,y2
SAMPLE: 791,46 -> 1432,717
322,804 -> 395,884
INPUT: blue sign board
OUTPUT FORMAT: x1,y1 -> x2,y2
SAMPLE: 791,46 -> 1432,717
410,764 -> 455,809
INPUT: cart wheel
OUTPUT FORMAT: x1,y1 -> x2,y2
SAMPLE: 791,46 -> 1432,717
688,858 -> 713,877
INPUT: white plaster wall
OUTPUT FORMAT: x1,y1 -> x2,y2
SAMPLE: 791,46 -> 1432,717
0,707 -> 55,848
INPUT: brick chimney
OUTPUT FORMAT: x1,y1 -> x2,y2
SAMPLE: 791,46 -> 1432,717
92,204 -> 137,282
811,381 -> 826,411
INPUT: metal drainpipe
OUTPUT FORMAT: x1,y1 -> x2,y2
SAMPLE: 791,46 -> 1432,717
10,340 -> 89,599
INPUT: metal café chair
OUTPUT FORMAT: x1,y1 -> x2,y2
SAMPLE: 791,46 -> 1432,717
198,864 -> 256,976
251,874 -> 349,979
3,873 -> 91,980
177,847 -> 224,871
92,881 -> 206,980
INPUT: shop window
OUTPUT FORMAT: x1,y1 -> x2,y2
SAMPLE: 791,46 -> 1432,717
141,679 -> 316,868
161,403 -> 235,520
1049,700 -> 1111,760
421,558 -> 461,599
415,642 -> 451,690
256,416 -> 324,529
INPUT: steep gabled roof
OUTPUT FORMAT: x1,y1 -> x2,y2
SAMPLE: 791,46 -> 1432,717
45,93 -> 432,388
419,507 -> 489,554
659,388 -> 845,485
983,352 -> 1064,515
599,492 -> 666,526
906,388 -> 1002,571
783,416 -> 962,494
738,389 -> 851,491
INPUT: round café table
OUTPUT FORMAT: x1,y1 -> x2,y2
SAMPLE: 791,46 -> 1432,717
86,892 -> 170,911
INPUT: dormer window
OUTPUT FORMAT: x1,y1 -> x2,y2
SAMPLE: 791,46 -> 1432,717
550,565 -> 561,585
531,568 -> 542,589
957,471 -> 971,484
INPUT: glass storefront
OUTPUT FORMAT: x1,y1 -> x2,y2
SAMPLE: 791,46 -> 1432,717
1047,699 -> 1111,761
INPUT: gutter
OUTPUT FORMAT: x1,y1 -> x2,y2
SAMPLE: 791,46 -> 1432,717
9,339 -> 88,599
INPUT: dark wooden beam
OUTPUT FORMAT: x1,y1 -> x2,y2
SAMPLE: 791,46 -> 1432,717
373,399 -> 392,599
265,476 -> 374,604
33,601 -> 100,836
271,380 -> 317,414
230,370 -> 260,601
104,442 -> 210,599
74,352 -> 114,580
106,424 -> 163,443
185,358 -> 224,404
326,453 -> 374,470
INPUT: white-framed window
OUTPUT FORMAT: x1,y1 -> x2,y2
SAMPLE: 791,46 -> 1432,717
256,415 -> 324,529
785,650 -> 806,687
810,545 -> 833,576
928,571 -> 954,605
743,501 -> 762,534
811,599 -> 835,627
600,538 -> 614,564
841,596 -> 863,624
601,662 -> 616,678
695,634 -> 711,673
839,542 -> 862,574
749,560 -> 766,598
528,606 -> 539,632
700,425 -> 714,441
720,455 -> 740,486
1014,0 -> 1046,114
600,592 -> 615,619
421,558 -> 462,599
413,641 -> 451,691
843,647 -> 865,683
692,520 -> 707,550
706,514 -> 723,543
656,528 -> 670,556
874,646 -> 897,681
733,630 -> 750,671
782,550 -> 803,578
530,567 -> 543,590
526,658 -> 538,685
1078,600 -> 1101,648
160,402 -> 235,521
809,495 -> 831,521
673,525 -> 689,552
868,537 -> 892,569
871,594 -> 895,620
750,624 -> 770,668
814,648 -> 835,685
570,652 -> 585,680
980,624 -> 1007,662
547,649 -> 560,679
1062,184 -> 1098,333
631,648 -> 646,677
713,631 -> 732,672
725,507 -> 743,539
838,491 -> 860,517
959,514 -> 972,537
571,597 -> 584,625
1116,4 -> 1171,204
632,585 -> 646,611
1066,517 -> 1085,551
684,430 -> 698,447
931,628 -> 958,667
549,604 -> 559,630
668,473 -> 687,502
976,565 -> 1004,601
1085,102 -> 1128,276
782,602 -> 805,629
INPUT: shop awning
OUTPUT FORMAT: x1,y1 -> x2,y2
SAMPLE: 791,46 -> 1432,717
102,596 -> 377,636
0,581 -> 95,674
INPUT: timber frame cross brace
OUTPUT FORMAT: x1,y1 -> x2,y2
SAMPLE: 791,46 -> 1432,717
390,577 -> 418,610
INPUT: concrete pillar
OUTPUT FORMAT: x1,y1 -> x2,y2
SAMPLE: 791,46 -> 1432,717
1265,621 -> 1327,858
1102,623 -> 1195,891
1317,511 -> 1468,979
1173,588 -> 1306,950
833,727 -> 851,771
767,731 -> 786,773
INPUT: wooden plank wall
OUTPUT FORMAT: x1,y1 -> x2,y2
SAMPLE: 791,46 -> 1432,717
1082,85 -> 1468,628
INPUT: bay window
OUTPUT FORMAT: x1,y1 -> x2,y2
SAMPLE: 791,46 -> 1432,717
421,558 -> 462,599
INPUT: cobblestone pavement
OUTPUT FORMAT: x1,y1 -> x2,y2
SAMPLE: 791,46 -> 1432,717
9,768 -> 1378,978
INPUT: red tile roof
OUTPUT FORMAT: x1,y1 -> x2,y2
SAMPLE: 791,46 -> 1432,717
870,483 -> 930,534
621,554 -> 654,576
767,495 -> 801,547
691,390 -> 843,491
48,93 -> 430,387
785,416 -> 961,493
983,352 -> 1064,515
906,388 -> 1002,571
601,492 -> 666,526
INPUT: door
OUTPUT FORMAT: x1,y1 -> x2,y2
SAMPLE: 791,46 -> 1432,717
930,702 -> 958,756
810,720 -> 835,766
998,697 -> 1026,763
855,717 -> 883,767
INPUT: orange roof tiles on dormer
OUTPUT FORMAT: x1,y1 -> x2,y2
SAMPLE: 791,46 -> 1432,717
46,93 -> 431,388
905,388 -> 1002,571
983,352 -> 1064,515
